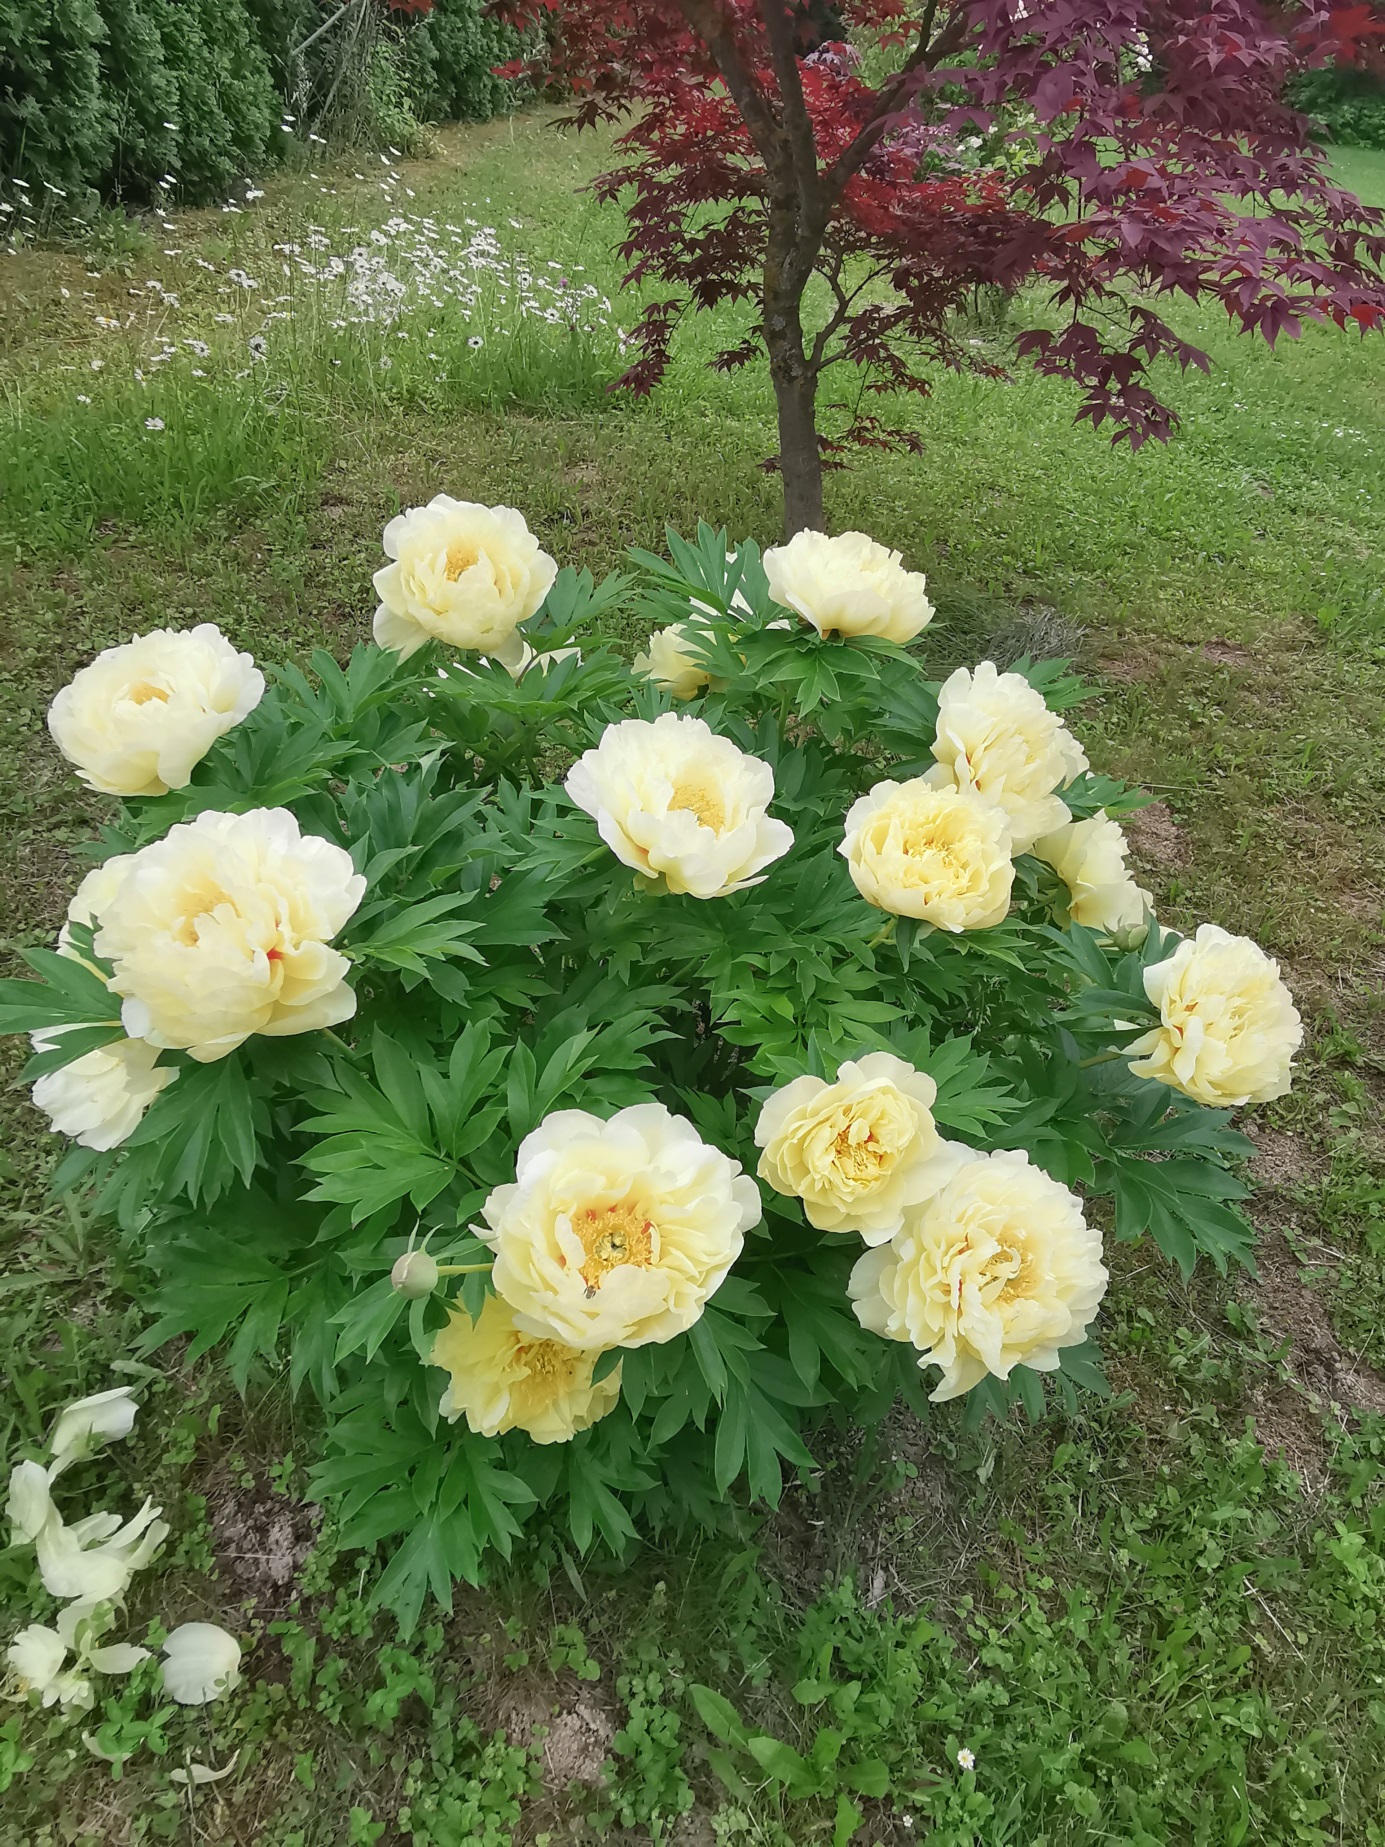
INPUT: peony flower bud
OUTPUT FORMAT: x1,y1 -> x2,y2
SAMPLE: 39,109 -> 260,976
391,1247 -> 439,1299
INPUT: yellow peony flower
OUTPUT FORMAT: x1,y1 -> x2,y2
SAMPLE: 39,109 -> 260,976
29,1035 -> 177,1151
59,857 -> 136,963
762,530 -> 934,642
849,1148 -> 1107,1401
839,779 -> 1013,930
46,625 -> 265,798
925,662 -> 1088,854
565,712 -> 794,900
1032,812 -> 1151,938
1127,923 -> 1302,1106
478,1102 -> 762,1350
755,1052 -> 958,1244
93,807 -> 366,1063
373,495 -> 558,662
633,621 -> 715,700
432,1292 -> 622,1444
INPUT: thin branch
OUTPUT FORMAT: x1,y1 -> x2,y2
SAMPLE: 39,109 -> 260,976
821,4 -> 976,204
291,0 -> 364,62
676,0 -> 785,177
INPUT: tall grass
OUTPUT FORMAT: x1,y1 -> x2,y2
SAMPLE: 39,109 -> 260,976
0,196 -> 633,550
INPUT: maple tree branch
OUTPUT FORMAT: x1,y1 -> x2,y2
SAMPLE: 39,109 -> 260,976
820,2 -> 975,204
808,250 -> 852,371
676,0 -> 785,177
758,0 -> 826,224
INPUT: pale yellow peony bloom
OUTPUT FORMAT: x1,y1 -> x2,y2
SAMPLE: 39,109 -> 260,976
373,495 -> 558,662
47,625 -> 265,798
93,807 -> 367,1063
30,1034 -> 177,1150
432,1292 -> 622,1444
925,662 -> 1088,854
478,1102 -> 762,1349
1032,812 -> 1151,938
762,529 -> 934,642
633,621 -> 715,700
839,779 -> 1013,930
849,1147 -> 1107,1401
565,712 -> 793,900
1127,924 -> 1302,1106
755,1052 -> 959,1245
59,856 -> 136,962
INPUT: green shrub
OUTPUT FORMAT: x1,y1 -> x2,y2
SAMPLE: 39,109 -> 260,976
153,0 -> 279,203
1288,66 -> 1385,152
0,0 -> 113,200
98,0 -> 178,200
0,0 -> 534,211
354,21 -> 436,159
243,0 -> 318,94
412,0 -> 524,124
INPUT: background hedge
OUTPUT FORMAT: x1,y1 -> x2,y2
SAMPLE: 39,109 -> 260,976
0,0 -> 529,212
1288,65 -> 1385,153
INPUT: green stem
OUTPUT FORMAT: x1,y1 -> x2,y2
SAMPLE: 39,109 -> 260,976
437,1262 -> 493,1276
1078,1049 -> 1124,1069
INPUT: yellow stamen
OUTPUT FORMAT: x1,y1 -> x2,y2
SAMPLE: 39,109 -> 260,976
572,1198 -> 655,1292
668,781 -> 726,832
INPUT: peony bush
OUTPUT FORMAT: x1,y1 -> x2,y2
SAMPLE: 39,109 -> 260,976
0,510 -> 1301,1628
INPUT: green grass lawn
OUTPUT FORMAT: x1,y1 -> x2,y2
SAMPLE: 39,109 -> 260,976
1,113 -> 1383,1846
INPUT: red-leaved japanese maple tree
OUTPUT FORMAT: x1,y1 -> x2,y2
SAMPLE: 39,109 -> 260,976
499,1 -> 1385,535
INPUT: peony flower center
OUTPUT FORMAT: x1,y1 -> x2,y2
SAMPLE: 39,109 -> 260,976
444,539 -> 481,580
951,1232 -> 1031,1308
832,1123 -> 885,1181
668,779 -> 726,832
572,1198 -> 655,1292
126,680 -> 170,706
516,1337 -> 578,1383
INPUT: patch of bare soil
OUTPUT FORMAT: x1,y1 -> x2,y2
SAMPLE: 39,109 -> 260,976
1248,1229 -> 1385,1419
1092,645 -> 1163,684
208,1474 -> 321,1613
1245,1380 -> 1334,1493
1246,1123 -> 1329,1192
501,1674 -> 616,1790
1123,799 -> 1188,872
1200,638 -> 1255,668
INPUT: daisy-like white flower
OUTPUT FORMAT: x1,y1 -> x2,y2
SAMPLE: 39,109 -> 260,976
957,1747 -> 976,1771
145,418 -> 164,432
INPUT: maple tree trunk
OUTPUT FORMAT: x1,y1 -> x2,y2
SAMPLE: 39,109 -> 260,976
771,351 -> 824,537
